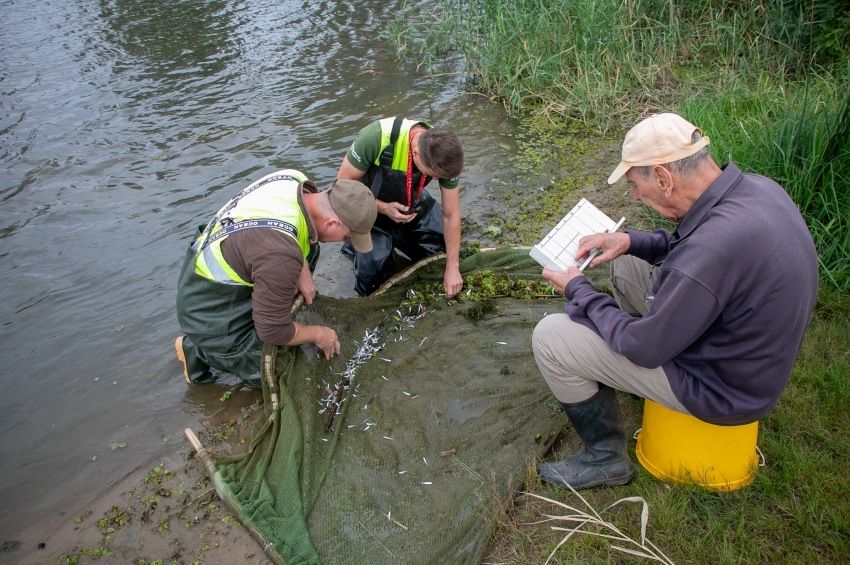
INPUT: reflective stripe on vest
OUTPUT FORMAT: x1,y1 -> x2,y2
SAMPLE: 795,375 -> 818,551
192,169 -> 311,286
374,117 -> 432,172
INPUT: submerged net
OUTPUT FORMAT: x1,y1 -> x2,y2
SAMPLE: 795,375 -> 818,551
208,249 -> 567,564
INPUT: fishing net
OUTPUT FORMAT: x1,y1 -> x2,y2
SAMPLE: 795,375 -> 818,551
202,248 -> 569,564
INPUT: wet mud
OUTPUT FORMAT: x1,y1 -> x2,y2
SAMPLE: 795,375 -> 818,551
11,391 -> 269,565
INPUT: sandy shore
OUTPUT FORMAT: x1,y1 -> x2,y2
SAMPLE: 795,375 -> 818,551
11,393 -> 271,565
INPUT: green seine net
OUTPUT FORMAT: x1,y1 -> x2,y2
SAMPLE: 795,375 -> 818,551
207,249 -> 566,564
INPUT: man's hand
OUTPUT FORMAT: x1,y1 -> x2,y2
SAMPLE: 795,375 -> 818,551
379,200 -> 417,224
297,260 -> 316,305
444,265 -> 463,298
313,326 -> 341,359
337,155 -> 414,224
542,266 -> 584,295
290,323 -> 341,359
575,232 -> 630,269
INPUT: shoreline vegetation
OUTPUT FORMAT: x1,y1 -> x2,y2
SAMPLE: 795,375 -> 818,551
388,1 -> 848,563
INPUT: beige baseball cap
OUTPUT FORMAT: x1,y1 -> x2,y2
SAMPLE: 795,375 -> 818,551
607,113 -> 710,184
327,180 -> 377,253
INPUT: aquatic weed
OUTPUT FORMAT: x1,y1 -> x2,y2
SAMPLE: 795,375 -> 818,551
144,463 -> 175,487
96,505 -> 130,537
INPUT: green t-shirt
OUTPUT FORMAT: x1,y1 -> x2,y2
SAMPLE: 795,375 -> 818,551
345,120 -> 460,189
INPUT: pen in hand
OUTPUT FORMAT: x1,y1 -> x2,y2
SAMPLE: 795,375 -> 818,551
577,217 -> 626,271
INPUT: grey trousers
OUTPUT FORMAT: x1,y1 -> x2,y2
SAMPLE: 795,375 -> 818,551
531,255 -> 689,413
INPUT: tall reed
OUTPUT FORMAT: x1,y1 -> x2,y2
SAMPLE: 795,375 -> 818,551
389,0 -> 843,127
388,0 -> 850,291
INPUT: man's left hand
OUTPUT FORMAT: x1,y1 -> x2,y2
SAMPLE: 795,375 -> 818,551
297,261 -> 317,305
542,266 -> 583,295
444,266 -> 463,298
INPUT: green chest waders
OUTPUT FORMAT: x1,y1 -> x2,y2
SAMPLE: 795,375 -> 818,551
176,227 -> 321,384
176,228 -> 261,384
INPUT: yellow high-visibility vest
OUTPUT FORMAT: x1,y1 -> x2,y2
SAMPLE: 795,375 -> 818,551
192,169 -> 311,286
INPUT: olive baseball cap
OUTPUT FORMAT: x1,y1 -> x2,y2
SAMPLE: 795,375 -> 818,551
607,113 -> 710,184
327,180 -> 377,253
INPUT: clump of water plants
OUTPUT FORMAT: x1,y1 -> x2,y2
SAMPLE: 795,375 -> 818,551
58,546 -> 112,564
398,286 -> 445,312
144,463 -> 175,487
463,270 -> 554,300
398,269 -> 556,315
97,505 -> 130,537
210,420 -> 236,442
459,241 -> 482,260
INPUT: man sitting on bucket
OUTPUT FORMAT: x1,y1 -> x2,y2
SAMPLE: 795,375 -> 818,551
174,170 -> 377,385
532,113 -> 818,489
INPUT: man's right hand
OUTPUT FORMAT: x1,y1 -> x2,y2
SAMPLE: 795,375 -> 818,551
313,326 -> 341,359
290,323 -> 341,359
576,232 -> 630,269
379,200 -> 417,224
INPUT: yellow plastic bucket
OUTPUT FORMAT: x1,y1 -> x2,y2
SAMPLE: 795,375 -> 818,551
635,399 -> 760,491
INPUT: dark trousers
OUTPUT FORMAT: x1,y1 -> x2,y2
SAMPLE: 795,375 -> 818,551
353,192 -> 445,295
176,239 -> 260,384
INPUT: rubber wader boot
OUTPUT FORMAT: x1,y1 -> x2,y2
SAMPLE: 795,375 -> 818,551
174,336 -> 191,384
539,385 -> 634,489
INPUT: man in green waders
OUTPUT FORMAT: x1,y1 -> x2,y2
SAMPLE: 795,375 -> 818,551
174,170 -> 377,385
336,117 -> 464,297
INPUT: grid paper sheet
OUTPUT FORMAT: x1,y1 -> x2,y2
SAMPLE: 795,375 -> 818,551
529,198 -> 620,270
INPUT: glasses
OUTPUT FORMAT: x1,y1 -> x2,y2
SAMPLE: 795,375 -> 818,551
643,264 -> 657,303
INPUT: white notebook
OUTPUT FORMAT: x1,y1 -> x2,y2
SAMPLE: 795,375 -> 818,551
529,198 -> 625,271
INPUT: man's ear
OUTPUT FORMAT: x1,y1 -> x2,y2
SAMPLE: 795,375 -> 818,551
324,217 -> 342,231
654,165 -> 674,197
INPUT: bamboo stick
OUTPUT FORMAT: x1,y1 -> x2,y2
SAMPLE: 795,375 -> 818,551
184,427 -> 216,478
183,427 -> 286,564
373,253 -> 447,296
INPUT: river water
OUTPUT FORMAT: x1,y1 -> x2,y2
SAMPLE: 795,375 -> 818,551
0,0 -> 520,548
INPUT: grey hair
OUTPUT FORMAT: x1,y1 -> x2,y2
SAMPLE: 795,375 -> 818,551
633,130 -> 709,178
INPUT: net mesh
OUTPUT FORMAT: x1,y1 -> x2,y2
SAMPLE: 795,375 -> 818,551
210,249 -> 567,564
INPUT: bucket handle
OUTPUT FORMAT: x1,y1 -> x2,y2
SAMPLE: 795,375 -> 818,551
756,445 -> 766,468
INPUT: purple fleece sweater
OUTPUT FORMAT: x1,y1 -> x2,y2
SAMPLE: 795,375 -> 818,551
565,163 -> 818,424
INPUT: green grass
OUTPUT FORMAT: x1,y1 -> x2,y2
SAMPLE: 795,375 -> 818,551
388,0 -> 850,561
389,0 -> 849,127
485,312 -> 849,564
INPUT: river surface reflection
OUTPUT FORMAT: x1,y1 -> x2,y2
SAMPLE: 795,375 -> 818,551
0,0 -> 520,546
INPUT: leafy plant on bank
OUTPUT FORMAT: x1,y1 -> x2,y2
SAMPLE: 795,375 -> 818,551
681,76 -> 850,291
388,0 -> 849,125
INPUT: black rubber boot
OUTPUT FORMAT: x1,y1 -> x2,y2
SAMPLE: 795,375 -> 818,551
539,385 -> 634,489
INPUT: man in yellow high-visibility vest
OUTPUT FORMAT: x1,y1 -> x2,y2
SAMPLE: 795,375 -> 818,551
175,171 -> 376,385
337,117 -> 464,297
